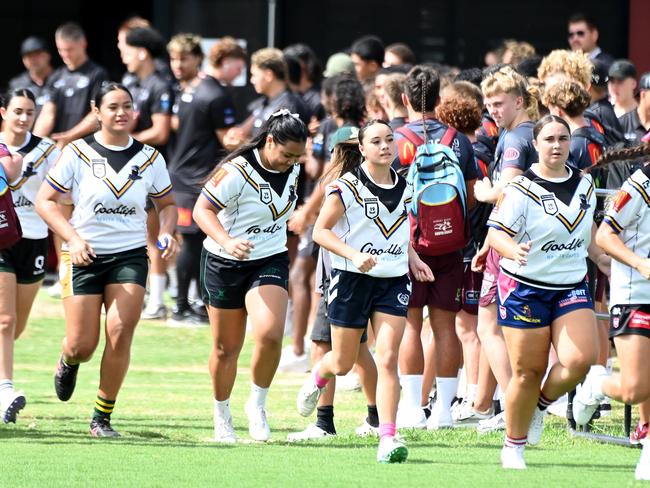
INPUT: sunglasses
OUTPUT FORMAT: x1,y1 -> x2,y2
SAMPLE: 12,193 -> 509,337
568,30 -> 586,38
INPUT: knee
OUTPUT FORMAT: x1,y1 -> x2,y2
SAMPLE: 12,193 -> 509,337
562,356 -> 593,378
67,343 -> 95,362
512,366 -> 545,387
331,356 -> 355,376
0,314 -> 17,335
258,333 -> 283,351
375,349 -> 399,374
215,342 -> 243,362
620,378 -> 650,405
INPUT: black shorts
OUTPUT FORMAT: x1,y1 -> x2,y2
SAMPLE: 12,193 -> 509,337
0,237 -> 48,284
327,269 -> 410,329
60,247 -> 148,298
200,249 -> 289,309
310,288 -> 368,343
610,305 -> 650,340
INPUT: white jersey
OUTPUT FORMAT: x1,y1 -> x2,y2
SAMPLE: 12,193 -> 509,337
487,165 -> 595,289
46,134 -> 172,254
2,133 -> 60,239
603,165 -> 650,307
201,148 -> 300,260
327,164 -> 412,278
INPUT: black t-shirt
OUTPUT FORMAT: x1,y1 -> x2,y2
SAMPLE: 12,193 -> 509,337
585,98 -> 625,147
301,87 -> 326,121
247,89 -> 310,138
619,109 -> 649,146
122,72 -> 173,135
8,71 -> 52,117
168,74 -> 236,194
569,126 -> 606,170
46,60 -> 109,132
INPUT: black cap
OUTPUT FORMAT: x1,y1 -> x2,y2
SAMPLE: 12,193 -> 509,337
20,36 -> 48,56
640,72 -> 650,91
609,59 -> 637,80
591,59 -> 609,87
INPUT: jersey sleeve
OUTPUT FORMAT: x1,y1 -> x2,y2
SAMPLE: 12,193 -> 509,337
45,145 -> 77,193
501,132 -> 533,171
148,153 -> 173,198
603,178 -> 645,234
209,92 -> 237,130
486,179 -> 526,237
89,67 -> 109,101
150,81 -> 173,115
201,163 -> 244,210
43,144 -> 62,173
325,177 -> 354,211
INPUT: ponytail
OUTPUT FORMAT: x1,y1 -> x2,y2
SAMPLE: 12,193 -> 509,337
585,143 -> 650,173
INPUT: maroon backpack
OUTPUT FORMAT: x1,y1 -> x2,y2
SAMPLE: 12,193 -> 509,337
0,145 -> 22,250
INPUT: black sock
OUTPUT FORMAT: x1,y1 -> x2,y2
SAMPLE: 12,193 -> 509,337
93,395 -> 115,420
366,405 -> 379,428
316,405 -> 336,435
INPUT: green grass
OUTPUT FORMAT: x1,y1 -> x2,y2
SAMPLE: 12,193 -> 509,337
1,291 -> 646,487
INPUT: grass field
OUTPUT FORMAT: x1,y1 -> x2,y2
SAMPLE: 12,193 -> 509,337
1,291 -> 646,487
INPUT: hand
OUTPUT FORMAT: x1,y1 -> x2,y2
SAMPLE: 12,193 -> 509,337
352,252 -> 377,273
51,132 -> 72,149
224,237 -> 254,260
223,127 -> 246,150
409,255 -> 435,282
635,257 -> 650,280
512,240 -> 531,266
157,232 -> 178,260
68,235 -> 95,266
471,246 -> 490,272
474,177 -> 493,203
308,116 -> 320,136
288,206 -> 311,235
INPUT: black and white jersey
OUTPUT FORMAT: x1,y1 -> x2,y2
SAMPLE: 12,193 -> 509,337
46,134 -> 172,254
201,149 -> 300,260
488,165 -> 595,289
1,133 -> 60,239
326,164 -> 412,278
603,165 -> 650,307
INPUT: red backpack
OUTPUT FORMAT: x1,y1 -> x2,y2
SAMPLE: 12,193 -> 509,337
0,146 -> 22,250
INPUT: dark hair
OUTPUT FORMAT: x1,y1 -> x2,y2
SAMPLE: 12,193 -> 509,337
284,54 -> 303,87
210,113 -> 308,178
55,22 -> 85,41
358,118 -> 392,143
378,65 -> 412,76
455,68 -> 483,87
532,114 -> 570,140
351,35 -> 385,65
405,65 -> 440,113
385,43 -> 417,66
322,74 -> 344,99
94,82 -> 133,108
125,27 -> 166,59
587,143 -> 650,173
516,56 -> 542,79
283,43 -> 322,85
333,76 -> 366,125
568,12 -> 597,31
1,88 -> 36,108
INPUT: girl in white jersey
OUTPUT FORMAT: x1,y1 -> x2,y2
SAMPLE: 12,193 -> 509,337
296,119 -> 434,463
35,83 -> 178,437
193,110 -> 307,443
0,88 -> 60,423
574,144 -> 650,480
487,115 -> 608,469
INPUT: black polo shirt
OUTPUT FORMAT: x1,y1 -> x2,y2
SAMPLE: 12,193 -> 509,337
585,98 -> 625,147
247,89 -> 309,138
301,87 -> 326,121
7,71 -> 52,117
619,109 -> 649,146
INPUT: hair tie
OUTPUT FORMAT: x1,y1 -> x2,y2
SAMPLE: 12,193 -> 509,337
270,108 -> 300,120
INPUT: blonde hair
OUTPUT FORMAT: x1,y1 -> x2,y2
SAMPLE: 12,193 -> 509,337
542,80 -> 591,117
383,73 -> 406,109
503,40 -> 536,65
481,65 -> 540,121
537,49 -> 592,89
251,47 -> 286,80
167,33 -> 203,58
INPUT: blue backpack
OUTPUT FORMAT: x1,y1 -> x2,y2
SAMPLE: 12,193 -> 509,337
397,126 -> 468,256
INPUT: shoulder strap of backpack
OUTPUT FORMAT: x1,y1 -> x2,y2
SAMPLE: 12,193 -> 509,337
396,126 -> 425,147
440,126 -> 457,148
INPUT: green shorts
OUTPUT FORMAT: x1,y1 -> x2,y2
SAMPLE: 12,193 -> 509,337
0,238 -> 48,284
60,247 -> 148,298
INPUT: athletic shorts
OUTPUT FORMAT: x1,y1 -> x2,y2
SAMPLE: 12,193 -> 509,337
496,274 -> 593,329
461,262 -> 482,315
408,251 -> 463,311
610,305 -> 650,340
0,237 -> 48,284
310,287 -> 367,343
327,269 -> 410,329
478,248 -> 500,307
297,225 -> 319,260
200,248 -> 289,309
60,247 -> 148,298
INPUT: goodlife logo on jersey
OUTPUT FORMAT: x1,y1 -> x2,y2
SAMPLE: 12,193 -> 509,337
360,242 -> 404,257
540,238 -> 585,254
93,203 -> 137,217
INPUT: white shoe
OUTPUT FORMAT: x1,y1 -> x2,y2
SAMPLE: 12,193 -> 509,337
573,365 -> 607,426
501,445 -> 527,469
396,404 -> 427,429
636,441 -> 650,480
287,424 -> 334,442
47,281 -> 62,298
355,420 -> 379,437
478,411 -> 506,433
213,415 -> 237,443
426,400 -> 453,430
452,399 -> 493,425
1,390 -> 26,424
527,407 -> 546,446
244,401 -> 270,441
547,394 -> 568,418
296,376 -> 324,417
141,304 -> 167,320
277,345 -> 310,373
377,436 -> 408,463
336,371 -> 362,392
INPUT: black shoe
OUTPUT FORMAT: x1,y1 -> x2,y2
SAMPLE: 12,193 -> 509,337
54,355 -> 79,401
90,416 -> 120,438
168,306 -> 209,327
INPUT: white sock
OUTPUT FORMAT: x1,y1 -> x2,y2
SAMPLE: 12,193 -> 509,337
592,373 -> 608,398
214,398 -> 231,420
148,274 -> 166,308
436,377 -> 458,413
0,379 -> 13,403
250,383 -> 269,408
466,384 -> 478,404
400,374 -> 423,410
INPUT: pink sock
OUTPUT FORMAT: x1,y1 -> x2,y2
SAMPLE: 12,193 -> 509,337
379,423 -> 396,440
313,367 -> 330,389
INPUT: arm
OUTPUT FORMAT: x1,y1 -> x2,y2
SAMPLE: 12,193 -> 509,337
133,114 -> 171,147
408,243 -> 434,282
51,113 -> 99,148
151,193 -> 178,259
1,150 -> 23,181
288,182 -> 325,235
33,101 -> 56,137
596,221 -> 648,277
474,167 -> 523,204
471,237 -> 491,272
487,227 -> 531,265
588,223 -> 610,276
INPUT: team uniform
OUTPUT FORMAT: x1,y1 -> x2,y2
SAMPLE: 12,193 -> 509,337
248,90 -> 310,138
45,134 -> 173,297
8,72 -> 52,117
569,126 -> 605,170
199,149 -> 300,309
488,166 -> 596,328
603,165 -> 650,339
325,165 -> 412,328
0,133 -> 60,283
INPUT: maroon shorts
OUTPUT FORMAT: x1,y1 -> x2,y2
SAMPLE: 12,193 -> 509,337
478,248 -> 500,308
461,262 -> 482,315
409,251 -> 463,312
